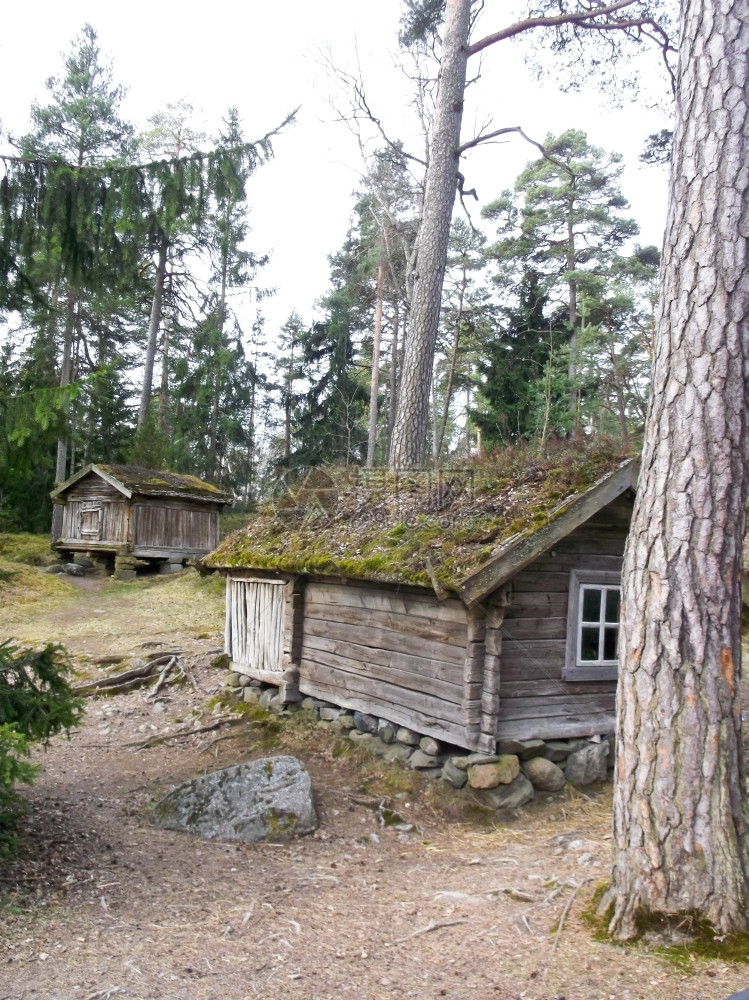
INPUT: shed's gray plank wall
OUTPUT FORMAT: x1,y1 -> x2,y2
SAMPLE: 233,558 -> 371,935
298,581 -> 472,747
131,501 -> 219,553
57,475 -> 129,543
493,496 -> 632,740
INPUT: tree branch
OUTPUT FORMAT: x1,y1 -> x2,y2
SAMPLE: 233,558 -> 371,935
467,0 -> 647,55
457,126 -> 574,180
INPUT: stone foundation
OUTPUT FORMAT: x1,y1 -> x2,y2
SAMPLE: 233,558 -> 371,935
224,670 -> 614,810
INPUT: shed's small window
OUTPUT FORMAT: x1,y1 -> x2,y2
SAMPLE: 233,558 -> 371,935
564,570 -> 621,681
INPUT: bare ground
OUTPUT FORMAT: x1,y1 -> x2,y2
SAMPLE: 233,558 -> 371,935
0,570 -> 745,1000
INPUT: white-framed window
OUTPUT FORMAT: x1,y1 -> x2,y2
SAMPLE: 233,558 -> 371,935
564,569 -> 621,681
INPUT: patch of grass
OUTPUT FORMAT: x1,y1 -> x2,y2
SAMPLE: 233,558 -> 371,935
0,558 -> 74,620
0,534 -> 58,567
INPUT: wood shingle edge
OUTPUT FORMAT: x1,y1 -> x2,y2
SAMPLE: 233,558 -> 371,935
458,459 -> 640,607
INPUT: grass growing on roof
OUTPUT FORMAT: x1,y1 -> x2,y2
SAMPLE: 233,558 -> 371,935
206,439 -> 633,589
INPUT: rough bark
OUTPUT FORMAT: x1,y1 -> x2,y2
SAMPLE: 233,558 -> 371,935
609,0 -> 749,938
388,0 -> 471,468
366,260 -> 386,467
137,235 -> 168,431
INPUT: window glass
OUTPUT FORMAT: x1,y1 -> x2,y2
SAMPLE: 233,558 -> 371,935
580,626 -> 600,661
603,626 -> 618,661
605,588 -> 620,623
582,588 -> 601,622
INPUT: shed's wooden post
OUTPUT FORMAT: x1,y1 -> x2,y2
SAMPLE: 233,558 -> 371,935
462,606 -> 488,751
481,583 -> 511,751
281,575 -> 305,703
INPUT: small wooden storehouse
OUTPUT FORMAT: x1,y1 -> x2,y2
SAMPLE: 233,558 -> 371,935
51,464 -> 232,568
205,454 -> 639,753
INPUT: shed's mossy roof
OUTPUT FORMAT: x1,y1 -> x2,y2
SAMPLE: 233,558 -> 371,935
51,463 -> 233,504
205,442 -> 634,591
98,464 -> 232,500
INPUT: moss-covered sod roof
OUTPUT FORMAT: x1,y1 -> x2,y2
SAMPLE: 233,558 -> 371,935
51,464 -> 233,504
206,442 -> 636,592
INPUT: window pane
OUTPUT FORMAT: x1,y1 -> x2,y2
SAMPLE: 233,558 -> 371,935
580,627 -> 600,661
603,626 -> 618,661
582,588 -> 601,622
605,588 -> 621,623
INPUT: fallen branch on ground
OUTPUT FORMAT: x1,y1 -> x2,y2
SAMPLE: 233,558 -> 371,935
126,717 -> 247,751
390,918 -> 469,944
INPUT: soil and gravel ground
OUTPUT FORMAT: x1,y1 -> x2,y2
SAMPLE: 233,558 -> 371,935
0,568 -> 746,1000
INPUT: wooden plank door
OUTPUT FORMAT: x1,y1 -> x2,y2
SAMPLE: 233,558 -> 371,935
226,578 -> 286,677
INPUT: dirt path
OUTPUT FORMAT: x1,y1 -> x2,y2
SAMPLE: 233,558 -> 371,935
0,572 -> 744,1000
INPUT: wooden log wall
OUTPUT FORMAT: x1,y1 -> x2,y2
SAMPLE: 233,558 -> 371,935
493,497 -> 632,740
132,501 -> 218,551
60,500 -> 129,543
298,580 -> 476,748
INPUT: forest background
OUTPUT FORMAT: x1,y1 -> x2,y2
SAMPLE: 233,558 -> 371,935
0,0 -> 673,531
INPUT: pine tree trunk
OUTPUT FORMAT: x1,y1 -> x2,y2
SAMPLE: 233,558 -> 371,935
54,288 -> 76,483
137,235 -> 168,431
387,299 -> 400,458
609,0 -> 749,939
389,0 -> 471,468
366,261 -> 386,467
434,261 -> 467,461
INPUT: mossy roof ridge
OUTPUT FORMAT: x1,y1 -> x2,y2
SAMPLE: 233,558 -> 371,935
96,464 -> 232,501
206,442 -> 632,589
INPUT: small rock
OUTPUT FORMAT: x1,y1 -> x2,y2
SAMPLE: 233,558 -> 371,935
349,730 -> 377,747
243,687 -> 260,705
319,706 -> 341,722
521,756 -> 566,792
258,689 -> 275,710
268,695 -> 283,714
395,727 -> 420,746
353,711 -> 379,734
378,720 -> 397,744
419,736 -> 442,756
382,744 -> 413,765
300,697 -> 316,712
467,755 -> 520,789
409,749 -> 441,770
565,742 -> 609,786
544,740 -> 578,762
450,753 -> 500,771
226,672 -> 242,686
114,569 -> 137,582
237,675 -> 252,687
210,653 -> 231,670
472,774 -> 534,810
331,715 -> 356,734
45,564 -> 66,575
516,740 -> 547,760
152,701 -> 167,714
442,760 -> 468,788
64,563 -> 86,577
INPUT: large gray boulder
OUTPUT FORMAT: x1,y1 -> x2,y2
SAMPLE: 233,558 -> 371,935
151,756 -> 317,843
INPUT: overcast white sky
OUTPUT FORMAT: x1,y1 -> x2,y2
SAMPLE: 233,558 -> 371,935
0,0 -> 672,337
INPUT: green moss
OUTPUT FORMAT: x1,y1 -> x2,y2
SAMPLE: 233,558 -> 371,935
206,440 -> 634,589
581,884 -> 749,966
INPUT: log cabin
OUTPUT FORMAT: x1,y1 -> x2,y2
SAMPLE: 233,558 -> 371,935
204,454 -> 639,753
51,464 -> 232,569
